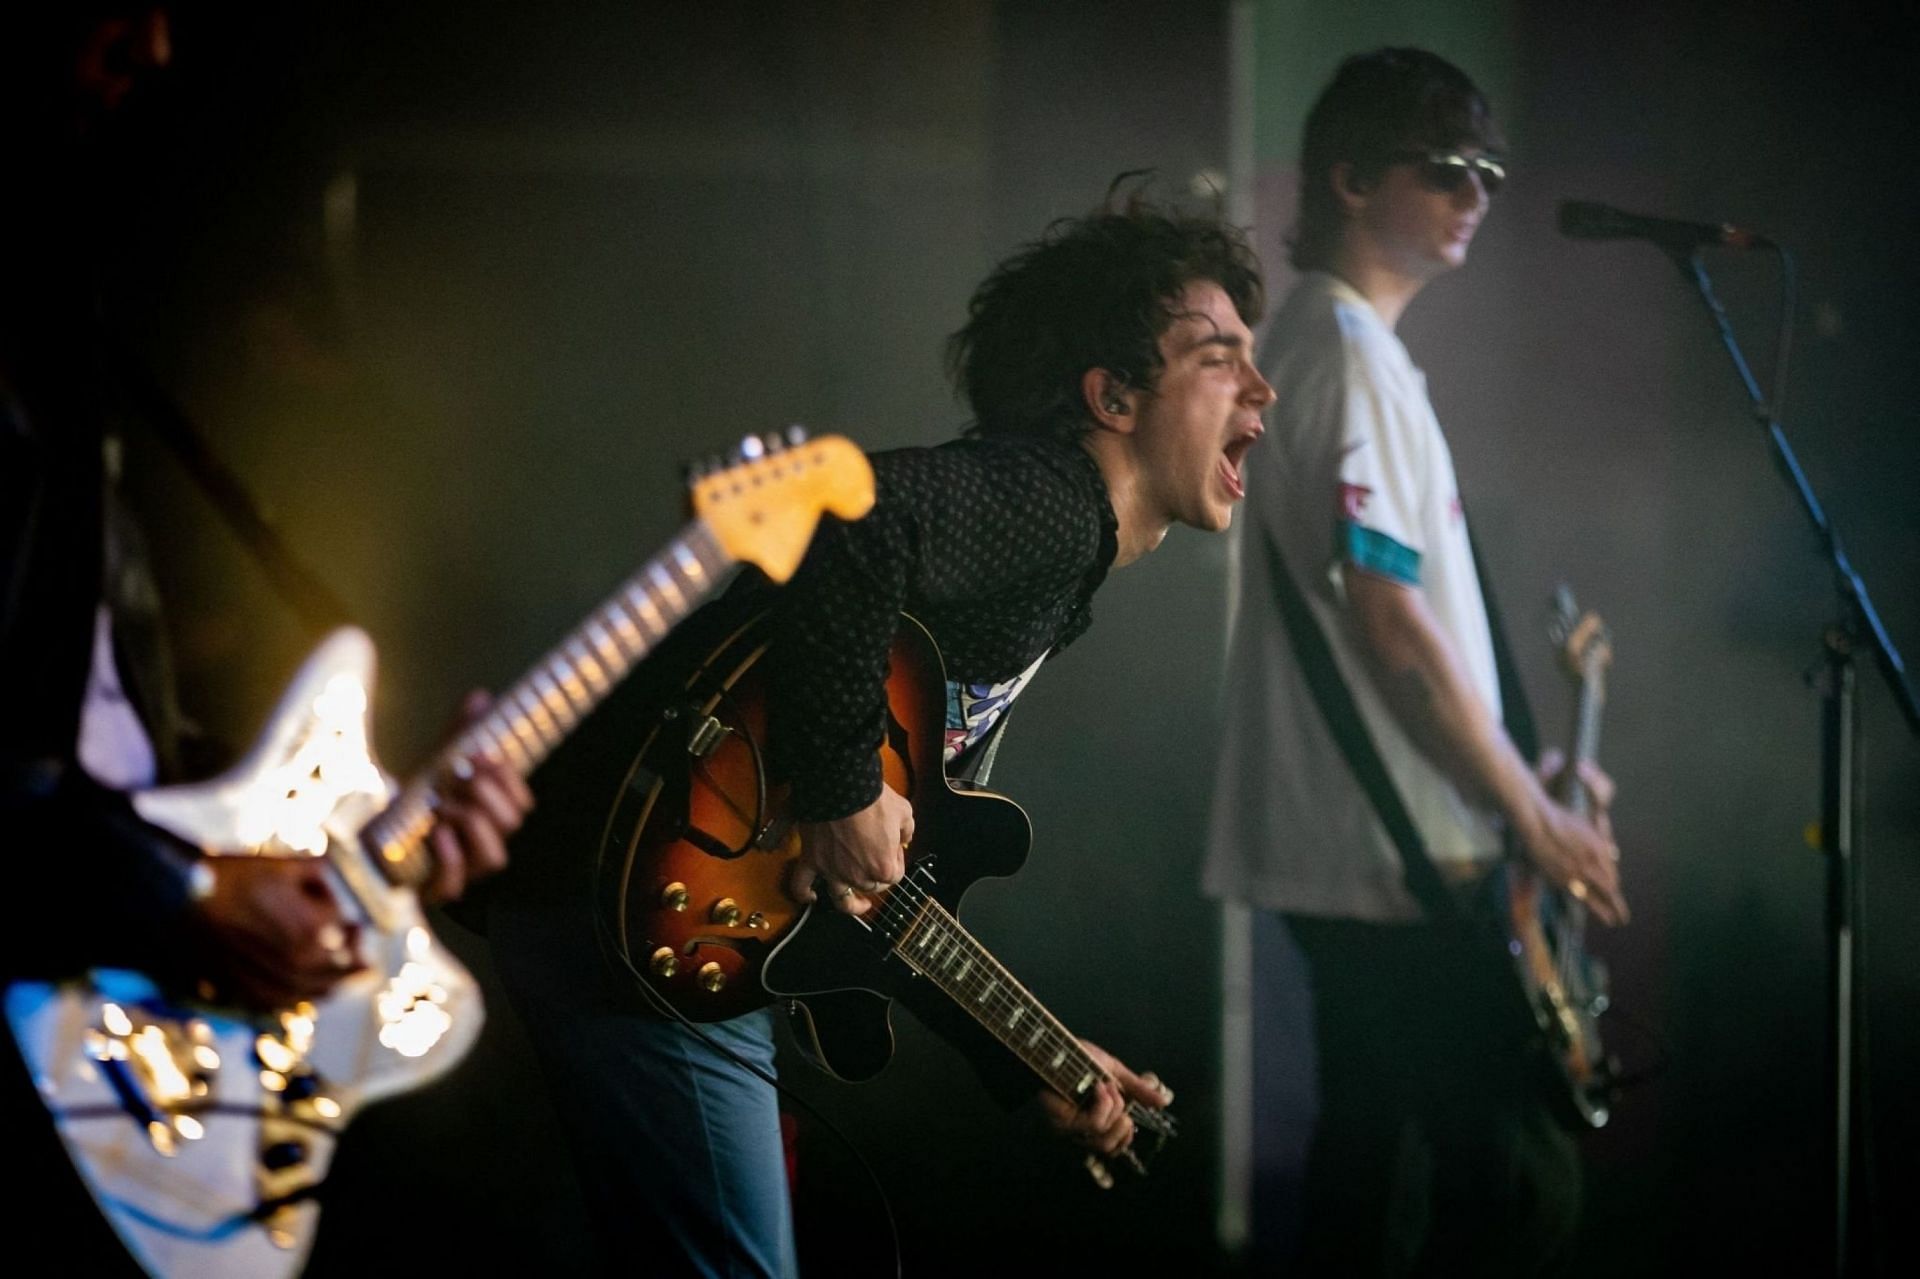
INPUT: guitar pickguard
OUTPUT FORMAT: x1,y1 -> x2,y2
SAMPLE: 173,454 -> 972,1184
5,630 -> 483,1277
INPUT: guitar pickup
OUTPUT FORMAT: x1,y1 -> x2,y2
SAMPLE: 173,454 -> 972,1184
686,715 -> 729,759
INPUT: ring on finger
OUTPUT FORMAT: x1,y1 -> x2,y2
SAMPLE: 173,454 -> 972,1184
1568,878 -> 1589,902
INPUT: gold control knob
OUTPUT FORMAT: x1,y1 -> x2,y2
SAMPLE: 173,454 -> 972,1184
710,897 -> 742,926
698,962 -> 727,994
650,946 -> 679,978
661,882 -> 690,912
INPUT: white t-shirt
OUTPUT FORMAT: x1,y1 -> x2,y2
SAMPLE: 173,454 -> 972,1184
77,604 -> 158,792
1203,272 -> 1503,922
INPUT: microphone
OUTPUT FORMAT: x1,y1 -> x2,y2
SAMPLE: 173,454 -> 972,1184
1558,199 -> 1770,252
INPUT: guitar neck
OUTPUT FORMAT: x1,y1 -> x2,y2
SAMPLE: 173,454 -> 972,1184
887,889 -> 1108,1106
1564,662 -> 1607,821
364,518 -> 735,887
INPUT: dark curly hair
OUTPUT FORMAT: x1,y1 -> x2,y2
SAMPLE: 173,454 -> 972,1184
947,189 -> 1264,444
1290,47 -> 1503,273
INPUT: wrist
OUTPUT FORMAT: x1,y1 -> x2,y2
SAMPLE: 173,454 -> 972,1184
1504,776 -> 1555,849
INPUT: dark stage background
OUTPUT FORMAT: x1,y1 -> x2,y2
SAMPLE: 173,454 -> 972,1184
92,1 -> 1917,1274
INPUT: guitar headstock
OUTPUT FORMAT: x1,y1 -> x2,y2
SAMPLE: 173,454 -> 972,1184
1549,584 -> 1613,682
688,429 -> 876,583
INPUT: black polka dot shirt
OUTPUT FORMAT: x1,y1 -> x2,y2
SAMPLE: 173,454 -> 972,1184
765,434 -> 1119,821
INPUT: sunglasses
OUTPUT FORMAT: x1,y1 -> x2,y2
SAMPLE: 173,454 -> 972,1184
1388,149 -> 1507,198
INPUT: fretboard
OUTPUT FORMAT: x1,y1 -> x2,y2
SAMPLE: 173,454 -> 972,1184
362,519 -> 735,887
1566,660 -> 1607,822
890,893 -> 1110,1107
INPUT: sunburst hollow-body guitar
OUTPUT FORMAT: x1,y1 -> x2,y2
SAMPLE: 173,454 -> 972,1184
604,611 -> 1175,1179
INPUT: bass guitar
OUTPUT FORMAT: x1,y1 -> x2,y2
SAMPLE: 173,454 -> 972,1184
1499,585 -> 1619,1128
603,612 -> 1175,1183
4,432 -> 873,1277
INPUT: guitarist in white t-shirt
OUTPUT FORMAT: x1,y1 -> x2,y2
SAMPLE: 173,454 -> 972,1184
1204,47 -> 1628,1277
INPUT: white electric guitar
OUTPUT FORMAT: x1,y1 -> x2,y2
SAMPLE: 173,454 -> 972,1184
4,433 -> 873,1277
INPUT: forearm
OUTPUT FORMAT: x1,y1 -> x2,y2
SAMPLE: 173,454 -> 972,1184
1,763 -> 201,981
764,518 -> 902,821
1346,573 -> 1547,837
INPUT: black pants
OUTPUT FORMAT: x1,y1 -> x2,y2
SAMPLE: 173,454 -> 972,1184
1285,914 -> 1582,1278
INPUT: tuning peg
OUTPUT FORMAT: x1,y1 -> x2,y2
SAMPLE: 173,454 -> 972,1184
784,424 -> 808,446
738,435 -> 765,462
762,431 -> 786,455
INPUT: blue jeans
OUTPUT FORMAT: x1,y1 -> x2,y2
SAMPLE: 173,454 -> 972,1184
490,897 -> 797,1279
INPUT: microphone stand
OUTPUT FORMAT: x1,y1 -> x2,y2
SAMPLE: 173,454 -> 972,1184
1673,248 -> 1920,1279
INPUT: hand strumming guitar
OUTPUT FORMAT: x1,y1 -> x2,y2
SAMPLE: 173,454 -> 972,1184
190,689 -> 532,1010
785,781 -> 915,918
1523,749 -> 1628,926
1038,1039 -> 1173,1157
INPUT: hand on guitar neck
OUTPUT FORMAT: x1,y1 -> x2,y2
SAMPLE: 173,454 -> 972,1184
1516,749 -> 1628,927
785,781 -> 915,918
1038,1039 -> 1175,1158
416,689 -> 535,903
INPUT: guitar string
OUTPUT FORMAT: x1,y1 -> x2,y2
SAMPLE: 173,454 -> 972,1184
1556,654 -> 1606,995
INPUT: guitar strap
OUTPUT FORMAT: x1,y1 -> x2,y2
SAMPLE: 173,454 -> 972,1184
112,342 -> 354,636
1258,518 -> 1534,923
1469,527 -> 1539,762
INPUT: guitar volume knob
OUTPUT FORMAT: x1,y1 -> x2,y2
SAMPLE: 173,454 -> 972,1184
661,882 -> 689,911
697,962 -> 726,993
650,947 -> 680,978
710,898 -> 742,926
